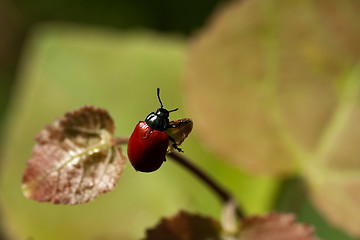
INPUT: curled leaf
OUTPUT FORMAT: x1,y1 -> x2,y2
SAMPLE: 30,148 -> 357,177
143,211 -> 221,240
165,118 -> 193,151
22,105 -> 126,204
239,213 -> 318,240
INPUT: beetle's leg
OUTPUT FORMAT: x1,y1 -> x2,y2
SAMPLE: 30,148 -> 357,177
168,136 -> 183,152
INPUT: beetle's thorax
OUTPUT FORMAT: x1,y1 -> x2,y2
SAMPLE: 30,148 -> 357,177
145,108 -> 169,131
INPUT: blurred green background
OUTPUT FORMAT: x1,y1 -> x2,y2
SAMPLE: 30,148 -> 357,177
0,0 -> 272,239
0,0 -> 226,132
1,0 -> 359,240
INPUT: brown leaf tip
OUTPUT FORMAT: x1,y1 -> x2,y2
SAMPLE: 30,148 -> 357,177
240,212 -> 318,240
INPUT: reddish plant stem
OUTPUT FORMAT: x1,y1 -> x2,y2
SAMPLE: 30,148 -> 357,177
115,136 -> 130,145
167,151 -> 244,220
115,136 -> 244,219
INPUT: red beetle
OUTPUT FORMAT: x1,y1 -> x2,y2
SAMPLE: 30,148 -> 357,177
127,88 -> 192,172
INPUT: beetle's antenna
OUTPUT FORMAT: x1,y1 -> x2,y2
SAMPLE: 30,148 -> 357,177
157,88 -> 177,112
157,88 -> 164,108
169,108 -> 179,113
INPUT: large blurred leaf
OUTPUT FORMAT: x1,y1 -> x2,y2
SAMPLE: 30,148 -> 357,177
184,0 -> 360,237
0,23 -> 278,240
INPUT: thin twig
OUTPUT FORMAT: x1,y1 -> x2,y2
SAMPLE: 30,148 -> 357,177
114,136 -> 130,145
167,151 -> 244,219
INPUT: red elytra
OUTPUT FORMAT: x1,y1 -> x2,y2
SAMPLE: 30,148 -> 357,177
127,121 -> 169,172
127,88 -> 192,173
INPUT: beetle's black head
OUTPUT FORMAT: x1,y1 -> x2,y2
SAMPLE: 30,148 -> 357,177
144,88 -> 178,131
155,107 -> 170,119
